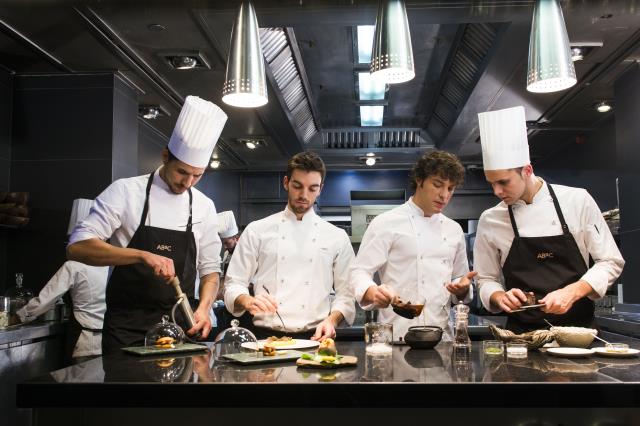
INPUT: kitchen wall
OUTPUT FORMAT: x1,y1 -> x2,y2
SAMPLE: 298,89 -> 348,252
138,120 -> 166,175
4,73 -> 138,293
0,68 -> 12,290
196,170 -> 242,223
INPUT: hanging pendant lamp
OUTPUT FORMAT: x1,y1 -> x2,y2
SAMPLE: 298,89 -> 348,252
370,0 -> 414,85
222,1 -> 268,108
526,0 -> 576,93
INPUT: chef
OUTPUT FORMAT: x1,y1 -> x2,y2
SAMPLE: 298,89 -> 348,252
217,210 -> 239,283
351,151 -> 477,341
16,199 -> 108,363
67,96 -> 227,354
224,151 -> 355,341
474,106 -> 625,333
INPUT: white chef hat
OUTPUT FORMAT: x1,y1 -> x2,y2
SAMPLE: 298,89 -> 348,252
168,96 -> 228,168
67,198 -> 94,236
217,210 -> 238,238
478,106 -> 530,171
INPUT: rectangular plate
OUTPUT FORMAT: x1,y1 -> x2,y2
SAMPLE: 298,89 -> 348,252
121,343 -> 208,356
223,350 -> 303,365
511,303 -> 545,313
296,355 -> 358,369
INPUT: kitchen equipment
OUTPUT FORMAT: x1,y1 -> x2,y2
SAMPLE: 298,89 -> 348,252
144,315 -> 185,348
168,276 -> 200,339
391,294 -> 425,320
5,273 -> 33,314
213,319 -> 259,361
364,322 -> 393,355
261,286 -> 286,330
593,346 -> 639,358
403,326 -> 443,349
510,303 -> 545,313
546,347 -> 594,358
122,343 -> 207,357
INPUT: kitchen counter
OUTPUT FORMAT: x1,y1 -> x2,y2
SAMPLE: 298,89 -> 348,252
0,320 -> 66,346
17,331 -> 640,425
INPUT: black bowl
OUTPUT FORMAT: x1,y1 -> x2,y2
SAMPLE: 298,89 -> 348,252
404,326 -> 443,349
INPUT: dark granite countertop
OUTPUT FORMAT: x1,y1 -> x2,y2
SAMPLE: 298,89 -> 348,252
17,331 -> 640,408
0,321 -> 66,346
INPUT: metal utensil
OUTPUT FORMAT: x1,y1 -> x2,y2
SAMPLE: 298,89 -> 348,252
169,276 -> 201,339
510,303 -> 546,313
261,286 -> 286,331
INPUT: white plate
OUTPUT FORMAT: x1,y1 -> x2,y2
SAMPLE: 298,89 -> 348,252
593,347 -> 640,358
241,339 -> 320,351
546,347 -> 594,358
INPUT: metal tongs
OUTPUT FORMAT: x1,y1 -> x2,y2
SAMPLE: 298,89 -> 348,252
169,276 -> 201,339
262,286 -> 286,330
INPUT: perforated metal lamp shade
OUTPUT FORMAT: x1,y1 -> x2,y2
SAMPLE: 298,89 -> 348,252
370,0 -> 415,84
526,0 -> 576,93
222,1 -> 268,108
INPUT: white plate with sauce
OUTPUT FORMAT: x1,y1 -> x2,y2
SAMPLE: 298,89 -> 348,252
546,347 -> 594,358
592,347 -> 640,358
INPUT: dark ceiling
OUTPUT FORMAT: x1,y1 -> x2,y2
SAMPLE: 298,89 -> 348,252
1,0 -> 639,171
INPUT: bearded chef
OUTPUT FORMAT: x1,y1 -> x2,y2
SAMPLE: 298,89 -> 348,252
351,151 -> 477,341
224,152 -> 355,341
474,106 -> 624,333
217,210 -> 239,282
67,96 -> 228,354
17,198 -> 108,363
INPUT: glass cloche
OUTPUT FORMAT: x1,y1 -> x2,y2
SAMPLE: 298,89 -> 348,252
144,315 -> 185,348
213,319 -> 258,360
144,357 -> 190,383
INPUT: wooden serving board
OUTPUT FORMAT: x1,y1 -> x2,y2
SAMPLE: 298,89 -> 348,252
121,343 -> 208,356
296,355 -> 358,369
223,350 -> 303,365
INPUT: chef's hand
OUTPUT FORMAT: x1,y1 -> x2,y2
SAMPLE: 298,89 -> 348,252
490,288 -> 530,313
311,318 -> 337,341
243,294 -> 278,315
539,280 -> 594,315
187,304 -> 212,339
140,251 -> 175,282
362,284 -> 397,308
445,271 -> 477,298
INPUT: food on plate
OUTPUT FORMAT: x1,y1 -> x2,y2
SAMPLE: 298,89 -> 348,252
300,338 -> 341,365
155,336 -> 176,349
605,343 -> 629,353
317,338 -> 337,356
265,336 -> 297,346
262,344 -> 277,356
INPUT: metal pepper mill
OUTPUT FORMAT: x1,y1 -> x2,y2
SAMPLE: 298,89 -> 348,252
169,276 -> 200,339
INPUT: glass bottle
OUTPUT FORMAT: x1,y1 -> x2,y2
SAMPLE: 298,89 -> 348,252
5,273 -> 33,314
452,303 -> 471,363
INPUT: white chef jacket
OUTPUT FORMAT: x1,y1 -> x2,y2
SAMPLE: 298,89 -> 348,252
351,199 -> 472,340
16,261 -> 108,357
224,207 -> 356,332
69,168 -> 222,278
474,181 -> 625,313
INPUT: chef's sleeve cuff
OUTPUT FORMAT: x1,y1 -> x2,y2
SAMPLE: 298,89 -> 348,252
580,271 -> 608,299
331,300 -> 356,326
223,285 -> 249,316
479,281 -> 505,313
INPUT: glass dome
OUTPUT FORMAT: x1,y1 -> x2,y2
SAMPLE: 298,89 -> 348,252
144,357 -> 190,383
213,319 -> 258,360
144,315 -> 185,348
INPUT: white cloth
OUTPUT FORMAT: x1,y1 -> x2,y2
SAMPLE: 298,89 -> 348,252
478,106 -> 530,170
16,261 -> 108,357
69,168 -> 222,278
217,210 -> 238,238
350,199 -> 472,340
474,181 -> 625,313
168,96 -> 227,168
67,199 -> 94,235
224,207 -> 356,332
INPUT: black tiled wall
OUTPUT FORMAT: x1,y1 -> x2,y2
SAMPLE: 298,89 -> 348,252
0,68 -> 12,290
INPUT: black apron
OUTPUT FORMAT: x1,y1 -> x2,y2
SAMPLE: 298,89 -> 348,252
503,184 -> 594,333
102,172 -> 198,355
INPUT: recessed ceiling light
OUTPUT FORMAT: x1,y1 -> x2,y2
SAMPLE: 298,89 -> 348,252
170,56 -> 198,70
210,159 -> 221,169
365,157 -> 377,166
139,106 -> 160,120
359,155 -> 380,166
595,101 -> 612,113
571,47 -> 584,61
366,152 -> 375,157
238,138 -> 265,150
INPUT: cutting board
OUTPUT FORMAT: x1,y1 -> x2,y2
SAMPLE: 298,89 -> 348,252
223,350 -> 303,365
296,355 -> 358,369
121,343 -> 208,356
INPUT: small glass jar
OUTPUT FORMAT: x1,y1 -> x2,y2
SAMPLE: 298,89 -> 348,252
506,342 -> 528,359
605,343 -> 629,353
364,322 -> 393,355
483,340 -> 504,356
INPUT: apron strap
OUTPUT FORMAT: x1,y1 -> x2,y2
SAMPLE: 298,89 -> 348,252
547,184 -> 570,235
507,205 -> 520,238
139,172 -> 155,226
139,171 -> 194,231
